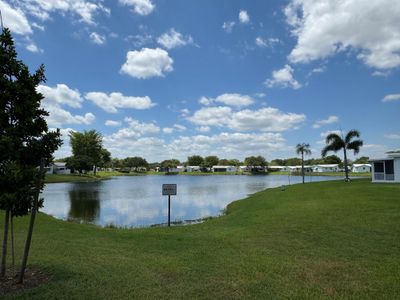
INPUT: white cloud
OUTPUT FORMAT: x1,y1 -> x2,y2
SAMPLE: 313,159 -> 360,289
197,126 -> 210,133
239,10 -> 250,24
382,94 -> 400,103
44,104 -> 95,127
222,21 -> 235,33
255,37 -> 268,47
38,84 -> 95,127
26,42 -> 43,53
120,48 -> 174,79
107,117 -> 160,140
285,0 -> 400,69
313,115 -> 339,128
0,0 -> 32,34
37,84 -> 83,108
105,120 -> 122,127
187,106 -> 306,132
119,0 -> 155,16
162,124 -> 186,134
265,65 -> 302,89
85,92 -> 155,113
157,29 -> 194,50
384,134 -> 400,140
18,0 -> 110,25
198,93 -> 254,107
90,32 -> 106,45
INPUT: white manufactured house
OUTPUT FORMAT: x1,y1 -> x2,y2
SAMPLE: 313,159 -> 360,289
186,166 -> 201,172
370,151 -> 400,183
212,165 -> 237,172
46,162 -> 71,175
352,164 -> 371,173
313,164 -> 339,173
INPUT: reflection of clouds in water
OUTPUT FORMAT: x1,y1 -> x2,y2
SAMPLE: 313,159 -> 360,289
42,175 -> 337,227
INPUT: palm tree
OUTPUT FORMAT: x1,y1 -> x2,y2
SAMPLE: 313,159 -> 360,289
296,143 -> 312,184
321,130 -> 363,181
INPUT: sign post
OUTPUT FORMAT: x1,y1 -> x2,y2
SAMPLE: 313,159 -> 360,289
162,184 -> 177,227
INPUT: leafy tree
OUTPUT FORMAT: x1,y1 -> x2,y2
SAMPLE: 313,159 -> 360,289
285,157 -> 302,166
0,28 -> 62,282
244,156 -> 267,173
100,149 -> 111,168
353,156 -> 369,164
69,130 -> 104,175
123,156 -> 148,171
218,158 -> 230,165
161,159 -> 180,172
227,159 -> 241,166
296,143 -> 312,184
270,159 -> 286,166
187,155 -> 204,166
204,156 -> 219,168
322,130 -> 363,181
323,155 -> 342,164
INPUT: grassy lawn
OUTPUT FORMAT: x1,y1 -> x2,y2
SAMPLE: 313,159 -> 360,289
2,179 -> 398,299
270,171 -> 371,177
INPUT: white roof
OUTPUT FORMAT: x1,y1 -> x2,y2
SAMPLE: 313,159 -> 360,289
315,164 -> 339,168
352,164 -> 371,167
212,165 -> 236,168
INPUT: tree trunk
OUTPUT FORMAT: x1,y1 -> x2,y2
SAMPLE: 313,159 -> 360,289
1,209 -> 10,277
301,152 -> 305,184
94,165 -> 97,176
11,214 -> 15,267
18,158 -> 44,284
343,148 -> 349,181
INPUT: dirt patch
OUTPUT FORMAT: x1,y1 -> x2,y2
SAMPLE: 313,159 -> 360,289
0,268 -> 50,297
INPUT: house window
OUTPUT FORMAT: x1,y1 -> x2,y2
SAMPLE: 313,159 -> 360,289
385,160 -> 394,180
374,162 -> 384,180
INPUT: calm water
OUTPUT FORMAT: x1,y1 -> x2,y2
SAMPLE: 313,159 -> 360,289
41,175 -> 339,227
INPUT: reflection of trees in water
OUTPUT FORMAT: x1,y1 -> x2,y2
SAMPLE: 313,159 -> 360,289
68,189 -> 100,223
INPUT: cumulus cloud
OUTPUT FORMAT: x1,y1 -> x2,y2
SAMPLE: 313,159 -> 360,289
199,93 -> 254,107
45,104 -> 95,127
265,65 -> 302,89
222,21 -> 235,33
382,94 -> 400,103
255,37 -> 268,48
0,0 -> 32,34
119,0 -> 155,16
17,0 -> 110,25
187,106 -> 306,132
285,0 -> 400,69
105,120 -> 122,127
38,84 -> 83,108
90,32 -> 106,45
157,29 -> 194,49
238,10 -> 250,24
197,126 -> 210,133
162,124 -> 187,134
313,115 -> 339,128
26,42 -> 43,53
85,92 -> 155,113
38,84 -> 95,127
120,48 -> 174,79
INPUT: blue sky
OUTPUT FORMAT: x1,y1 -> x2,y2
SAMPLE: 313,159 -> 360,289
1,0 -> 399,162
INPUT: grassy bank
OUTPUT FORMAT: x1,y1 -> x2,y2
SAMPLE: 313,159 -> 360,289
1,179 -> 399,299
270,171 -> 371,177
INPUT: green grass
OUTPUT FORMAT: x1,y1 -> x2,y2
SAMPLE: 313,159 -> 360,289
2,179 -> 399,299
271,171 -> 371,177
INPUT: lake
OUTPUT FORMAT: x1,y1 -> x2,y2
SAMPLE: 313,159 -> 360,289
41,175 -> 340,228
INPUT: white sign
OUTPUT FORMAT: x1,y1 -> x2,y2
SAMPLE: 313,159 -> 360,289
162,184 -> 177,196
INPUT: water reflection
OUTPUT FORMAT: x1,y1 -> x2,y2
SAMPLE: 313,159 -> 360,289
68,189 -> 100,222
41,175 -> 340,228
